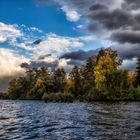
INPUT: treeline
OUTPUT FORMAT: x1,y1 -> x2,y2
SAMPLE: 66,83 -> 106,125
1,48 -> 140,102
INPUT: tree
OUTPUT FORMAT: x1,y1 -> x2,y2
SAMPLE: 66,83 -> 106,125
53,68 -> 67,93
81,57 -> 96,96
26,67 -> 53,99
7,79 -> 20,99
136,56 -> 140,87
69,66 -> 84,96
105,70 -> 130,99
94,48 -> 122,95
82,57 -> 96,91
7,77 -> 30,99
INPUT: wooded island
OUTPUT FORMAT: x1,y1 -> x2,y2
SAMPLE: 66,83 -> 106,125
0,48 -> 140,102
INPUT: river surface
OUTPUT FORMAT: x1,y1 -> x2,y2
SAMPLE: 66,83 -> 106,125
0,100 -> 140,140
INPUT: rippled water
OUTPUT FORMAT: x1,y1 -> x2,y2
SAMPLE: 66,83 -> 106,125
0,100 -> 140,140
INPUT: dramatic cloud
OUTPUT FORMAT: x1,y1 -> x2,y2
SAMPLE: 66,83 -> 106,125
0,48 -> 28,77
0,48 -> 29,91
21,55 -> 70,71
112,43 -> 140,59
123,0 -> 140,10
1,0 -> 140,91
33,33 -> 96,57
60,49 -> 98,60
21,49 -> 98,73
112,31 -> 140,44
49,0 -> 140,69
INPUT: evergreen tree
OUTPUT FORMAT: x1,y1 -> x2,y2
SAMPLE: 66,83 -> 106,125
69,66 -> 84,96
82,57 -> 96,91
136,56 -> 140,87
53,68 -> 67,93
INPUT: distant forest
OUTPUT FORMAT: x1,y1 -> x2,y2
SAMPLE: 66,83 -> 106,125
0,48 -> 140,102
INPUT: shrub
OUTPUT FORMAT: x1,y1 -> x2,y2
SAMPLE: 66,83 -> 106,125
127,87 -> 140,100
42,92 -> 74,102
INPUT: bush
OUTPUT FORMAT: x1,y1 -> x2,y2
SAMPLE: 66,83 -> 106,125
0,92 -> 8,99
126,87 -> 140,100
42,92 -> 74,102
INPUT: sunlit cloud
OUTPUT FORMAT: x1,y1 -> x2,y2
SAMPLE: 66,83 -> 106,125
0,48 -> 29,77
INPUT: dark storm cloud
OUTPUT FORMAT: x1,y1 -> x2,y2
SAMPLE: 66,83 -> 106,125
35,0 -> 140,69
113,44 -> 140,60
89,3 -> 108,11
20,59 -> 85,74
20,61 -> 58,69
86,0 -> 140,63
60,49 -> 98,60
56,0 -> 140,48
112,31 -> 140,44
20,49 -> 99,73
89,7 -> 134,30
123,0 -> 140,9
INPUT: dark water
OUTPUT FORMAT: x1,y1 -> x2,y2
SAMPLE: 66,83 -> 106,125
0,100 -> 140,140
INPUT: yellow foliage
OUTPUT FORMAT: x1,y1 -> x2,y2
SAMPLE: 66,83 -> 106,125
36,77 -> 45,88
94,54 -> 119,91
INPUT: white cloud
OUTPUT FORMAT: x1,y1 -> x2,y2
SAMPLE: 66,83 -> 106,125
0,22 -> 23,43
34,33 -> 84,57
0,48 -> 29,77
30,27 -> 43,33
58,58 -> 70,68
0,22 -> 43,52
61,6 -> 81,22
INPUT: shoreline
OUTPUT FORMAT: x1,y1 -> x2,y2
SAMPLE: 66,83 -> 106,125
0,98 -> 140,102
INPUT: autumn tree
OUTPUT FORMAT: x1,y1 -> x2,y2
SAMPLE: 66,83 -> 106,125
94,48 -> 122,95
26,67 -> 53,99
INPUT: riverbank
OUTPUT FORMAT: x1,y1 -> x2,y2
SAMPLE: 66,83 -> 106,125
1,92 -> 140,102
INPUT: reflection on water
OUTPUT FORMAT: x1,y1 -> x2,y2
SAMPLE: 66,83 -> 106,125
0,100 -> 140,140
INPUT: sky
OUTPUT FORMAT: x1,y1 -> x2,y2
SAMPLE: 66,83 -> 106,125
0,0 -> 140,91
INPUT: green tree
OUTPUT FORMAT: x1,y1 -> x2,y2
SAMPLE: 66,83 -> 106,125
136,56 -> 140,87
7,77 -> 30,99
82,57 -> 96,91
7,79 -> 20,99
26,67 -> 53,99
69,66 -> 84,97
53,68 -> 67,93
105,70 -> 130,99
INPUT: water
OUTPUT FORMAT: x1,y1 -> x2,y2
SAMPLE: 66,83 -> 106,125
0,100 -> 140,140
